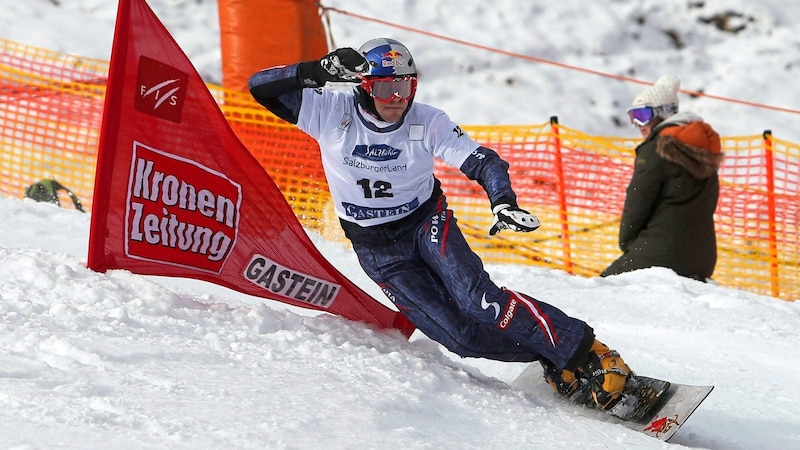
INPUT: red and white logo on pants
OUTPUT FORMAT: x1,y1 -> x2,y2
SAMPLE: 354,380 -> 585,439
498,296 -> 518,330
498,290 -> 559,347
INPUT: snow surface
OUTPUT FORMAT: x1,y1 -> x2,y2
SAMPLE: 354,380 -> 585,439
2,0 -> 800,448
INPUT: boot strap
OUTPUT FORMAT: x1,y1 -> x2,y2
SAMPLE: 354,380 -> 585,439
586,349 -> 629,379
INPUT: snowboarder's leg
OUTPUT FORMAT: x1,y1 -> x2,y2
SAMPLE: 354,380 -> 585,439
414,208 -> 593,366
352,238 -> 542,361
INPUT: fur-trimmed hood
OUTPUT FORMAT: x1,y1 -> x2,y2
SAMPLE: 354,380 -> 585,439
654,112 -> 724,179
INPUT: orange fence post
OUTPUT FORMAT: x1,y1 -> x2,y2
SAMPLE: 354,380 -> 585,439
762,130 -> 780,297
549,116 -> 573,273
217,0 -> 328,92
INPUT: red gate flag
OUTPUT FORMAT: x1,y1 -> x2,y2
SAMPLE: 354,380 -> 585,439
88,0 -> 414,338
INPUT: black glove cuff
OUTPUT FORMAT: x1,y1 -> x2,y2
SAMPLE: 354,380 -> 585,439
297,60 -> 331,88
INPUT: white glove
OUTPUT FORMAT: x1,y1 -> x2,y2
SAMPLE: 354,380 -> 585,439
489,204 -> 541,235
319,48 -> 368,82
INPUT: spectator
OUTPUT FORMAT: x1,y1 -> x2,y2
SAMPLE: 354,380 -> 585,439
249,38 -> 632,411
601,75 -> 723,281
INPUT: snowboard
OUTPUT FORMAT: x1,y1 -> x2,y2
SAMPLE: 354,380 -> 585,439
511,362 -> 713,442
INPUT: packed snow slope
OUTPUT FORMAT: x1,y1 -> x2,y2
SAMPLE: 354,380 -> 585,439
1,193 -> 799,449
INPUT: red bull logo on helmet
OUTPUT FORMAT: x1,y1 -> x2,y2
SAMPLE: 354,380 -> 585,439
381,50 -> 407,68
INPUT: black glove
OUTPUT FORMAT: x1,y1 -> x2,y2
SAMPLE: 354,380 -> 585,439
489,203 -> 541,235
319,48 -> 368,82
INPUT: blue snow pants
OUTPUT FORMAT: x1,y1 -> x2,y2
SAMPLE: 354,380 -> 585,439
351,198 -> 592,369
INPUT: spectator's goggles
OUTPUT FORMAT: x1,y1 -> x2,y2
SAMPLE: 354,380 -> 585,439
627,104 -> 677,127
360,76 -> 418,102
626,105 -> 658,127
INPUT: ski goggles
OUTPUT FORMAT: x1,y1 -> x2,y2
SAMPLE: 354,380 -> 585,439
360,75 -> 418,102
626,105 -> 658,127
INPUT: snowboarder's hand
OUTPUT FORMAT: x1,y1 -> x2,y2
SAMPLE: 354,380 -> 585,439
319,48 -> 368,82
489,204 -> 540,235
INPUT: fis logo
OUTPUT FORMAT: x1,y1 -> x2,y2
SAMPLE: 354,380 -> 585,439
126,141 -> 241,273
135,56 -> 189,123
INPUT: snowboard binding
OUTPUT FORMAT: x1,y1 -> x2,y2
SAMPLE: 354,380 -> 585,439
542,339 -> 667,420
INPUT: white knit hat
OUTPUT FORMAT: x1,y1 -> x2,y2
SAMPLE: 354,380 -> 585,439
631,75 -> 681,118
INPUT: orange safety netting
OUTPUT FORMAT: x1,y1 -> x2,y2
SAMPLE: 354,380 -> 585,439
1,37 -> 798,301
0,40 -> 105,211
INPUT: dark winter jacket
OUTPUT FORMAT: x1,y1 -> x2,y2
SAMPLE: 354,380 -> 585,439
601,112 -> 724,281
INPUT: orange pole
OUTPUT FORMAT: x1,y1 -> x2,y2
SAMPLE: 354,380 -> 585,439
217,0 -> 329,92
550,116 -> 573,273
763,130 -> 780,297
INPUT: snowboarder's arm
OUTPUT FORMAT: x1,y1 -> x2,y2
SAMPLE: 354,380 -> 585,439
459,146 -> 540,234
248,48 -> 367,124
459,146 -> 517,210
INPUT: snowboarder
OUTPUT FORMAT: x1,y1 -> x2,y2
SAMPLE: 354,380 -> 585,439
248,37 -> 630,411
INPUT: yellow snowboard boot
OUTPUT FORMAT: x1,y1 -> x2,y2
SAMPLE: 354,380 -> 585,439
541,360 -> 579,396
582,339 -> 631,410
